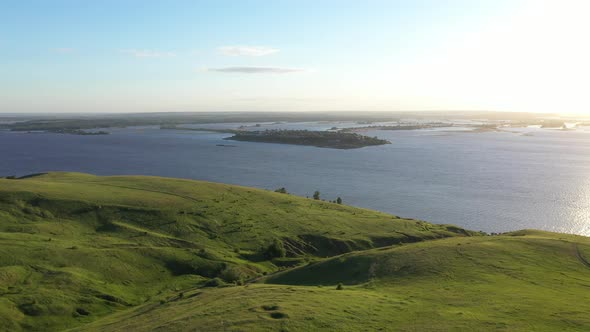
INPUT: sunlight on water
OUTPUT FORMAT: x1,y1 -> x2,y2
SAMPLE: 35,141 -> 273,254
3,124 -> 590,235
567,178 -> 590,236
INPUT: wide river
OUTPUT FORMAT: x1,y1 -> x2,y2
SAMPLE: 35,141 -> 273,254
2,122 -> 590,235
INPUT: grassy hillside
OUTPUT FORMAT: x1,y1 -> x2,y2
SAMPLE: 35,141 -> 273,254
79,231 -> 590,332
0,172 -> 470,331
5,173 -> 588,331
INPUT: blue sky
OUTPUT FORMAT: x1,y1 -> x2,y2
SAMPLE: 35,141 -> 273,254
1,0 -> 589,113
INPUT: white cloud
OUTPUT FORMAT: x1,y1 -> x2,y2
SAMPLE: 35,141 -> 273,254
218,46 -> 279,57
208,66 -> 305,74
121,49 -> 176,58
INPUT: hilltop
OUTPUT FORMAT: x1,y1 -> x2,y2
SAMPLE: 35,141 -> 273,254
0,172 -> 469,331
2,173 -> 589,331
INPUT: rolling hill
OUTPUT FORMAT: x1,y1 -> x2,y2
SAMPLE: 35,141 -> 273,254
79,231 -> 590,332
2,173 -> 589,331
0,172 -> 471,331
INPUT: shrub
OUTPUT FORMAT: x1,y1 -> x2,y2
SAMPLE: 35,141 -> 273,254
75,308 -> 90,316
264,239 -> 286,259
204,277 -> 224,288
274,187 -> 288,194
336,283 -> 343,290
18,302 -> 43,316
220,266 -> 244,283
270,312 -> 289,319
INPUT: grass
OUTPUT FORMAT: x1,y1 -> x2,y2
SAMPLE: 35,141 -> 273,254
0,172 -> 470,331
3,173 -> 589,331
79,231 -> 590,332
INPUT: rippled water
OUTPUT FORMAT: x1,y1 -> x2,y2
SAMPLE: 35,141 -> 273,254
2,124 -> 590,235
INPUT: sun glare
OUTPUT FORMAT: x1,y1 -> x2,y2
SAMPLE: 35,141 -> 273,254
391,0 -> 590,114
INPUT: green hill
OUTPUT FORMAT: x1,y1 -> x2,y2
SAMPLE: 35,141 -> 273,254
3,173 -> 589,331
0,172 -> 470,331
79,231 -> 590,332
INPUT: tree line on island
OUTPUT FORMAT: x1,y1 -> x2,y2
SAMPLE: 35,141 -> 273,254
226,129 -> 390,149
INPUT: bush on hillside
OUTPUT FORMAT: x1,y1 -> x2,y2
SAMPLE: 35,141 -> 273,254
264,239 -> 286,259
274,187 -> 288,194
203,277 -> 224,288
220,266 -> 245,283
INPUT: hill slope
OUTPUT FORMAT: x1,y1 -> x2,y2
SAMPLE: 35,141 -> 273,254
80,231 -> 590,331
0,172 -> 470,331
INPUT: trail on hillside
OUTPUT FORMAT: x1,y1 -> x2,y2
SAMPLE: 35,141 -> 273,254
574,244 -> 590,269
53,180 -> 204,204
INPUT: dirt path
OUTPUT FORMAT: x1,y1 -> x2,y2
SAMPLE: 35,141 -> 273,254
574,244 -> 590,268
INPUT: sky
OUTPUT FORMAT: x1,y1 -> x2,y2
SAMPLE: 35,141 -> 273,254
1,0 -> 589,114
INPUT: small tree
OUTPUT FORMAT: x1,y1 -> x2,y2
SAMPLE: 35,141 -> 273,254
336,197 -> 342,204
220,266 -> 244,283
274,187 -> 287,194
264,238 -> 286,259
313,191 -> 320,200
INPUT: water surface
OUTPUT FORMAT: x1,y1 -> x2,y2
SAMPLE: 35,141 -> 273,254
2,124 -> 590,235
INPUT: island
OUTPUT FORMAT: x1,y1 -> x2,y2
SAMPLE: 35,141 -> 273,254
225,129 -> 391,149
340,122 -> 453,132
159,124 -> 239,134
48,129 -> 109,135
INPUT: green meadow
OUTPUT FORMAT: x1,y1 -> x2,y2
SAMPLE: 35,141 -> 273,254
0,173 -> 589,331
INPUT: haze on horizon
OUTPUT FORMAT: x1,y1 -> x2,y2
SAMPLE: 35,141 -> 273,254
1,0 -> 589,115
